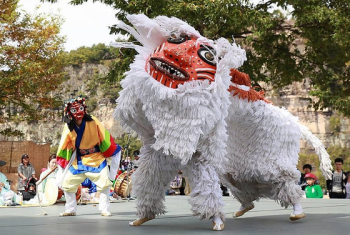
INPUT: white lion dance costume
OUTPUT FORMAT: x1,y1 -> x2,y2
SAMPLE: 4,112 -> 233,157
112,14 -> 246,231
112,14 -> 332,231
220,69 -> 332,220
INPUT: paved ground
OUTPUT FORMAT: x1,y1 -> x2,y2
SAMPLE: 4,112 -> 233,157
0,196 -> 349,235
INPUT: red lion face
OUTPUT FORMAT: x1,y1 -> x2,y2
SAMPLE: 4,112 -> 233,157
146,34 -> 217,89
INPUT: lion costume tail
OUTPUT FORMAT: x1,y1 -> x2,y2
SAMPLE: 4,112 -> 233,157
298,123 -> 333,180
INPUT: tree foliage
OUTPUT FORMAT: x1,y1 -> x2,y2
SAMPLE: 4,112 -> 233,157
63,43 -> 119,66
0,0 -> 66,132
42,0 -> 350,116
115,133 -> 143,160
61,43 -> 126,104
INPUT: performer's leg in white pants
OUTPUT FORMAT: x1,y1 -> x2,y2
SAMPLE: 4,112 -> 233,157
85,167 -> 112,216
61,191 -> 77,215
186,152 -> 225,231
60,166 -> 111,216
60,171 -> 82,216
129,143 -> 181,225
98,188 -> 111,216
220,179 -> 258,218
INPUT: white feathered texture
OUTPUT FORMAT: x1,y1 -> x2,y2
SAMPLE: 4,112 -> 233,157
223,93 -> 332,208
225,95 -> 303,207
111,14 -> 247,220
131,143 -> 182,218
112,14 -> 246,166
298,123 -> 333,179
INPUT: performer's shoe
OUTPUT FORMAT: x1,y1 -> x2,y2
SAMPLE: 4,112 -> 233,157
233,204 -> 254,218
59,212 -> 76,217
212,222 -> 225,231
129,217 -> 154,226
101,212 -> 112,217
289,212 -> 306,221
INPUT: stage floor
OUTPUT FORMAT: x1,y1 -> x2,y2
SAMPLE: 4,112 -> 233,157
0,196 -> 349,235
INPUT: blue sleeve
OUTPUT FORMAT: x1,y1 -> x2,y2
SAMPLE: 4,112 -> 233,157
112,144 -> 122,156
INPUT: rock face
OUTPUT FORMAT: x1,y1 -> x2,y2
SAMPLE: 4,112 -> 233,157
263,79 -> 350,150
0,63 -> 124,146
0,64 -> 349,150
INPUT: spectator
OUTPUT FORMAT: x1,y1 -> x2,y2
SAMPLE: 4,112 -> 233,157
121,157 -> 133,171
346,171 -> 350,199
299,164 -> 312,191
169,170 -> 186,195
0,160 -> 17,205
38,154 -> 58,193
132,150 -> 140,169
17,154 -> 36,194
326,158 -> 347,198
221,184 -> 230,196
80,178 -> 99,203
24,154 -> 59,205
22,183 -> 36,201
304,173 -> 323,198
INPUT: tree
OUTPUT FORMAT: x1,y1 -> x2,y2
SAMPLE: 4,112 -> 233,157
115,133 -> 142,160
42,0 -> 350,116
0,0 -> 66,136
63,43 -> 120,66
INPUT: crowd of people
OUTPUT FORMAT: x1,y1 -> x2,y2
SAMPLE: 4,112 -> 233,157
1,154 -> 350,206
1,153 -> 350,207
0,150 -> 140,207
299,158 -> 350,199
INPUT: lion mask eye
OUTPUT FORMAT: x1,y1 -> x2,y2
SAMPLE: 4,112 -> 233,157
198,46 -> 216,66
167,33 -> 190,44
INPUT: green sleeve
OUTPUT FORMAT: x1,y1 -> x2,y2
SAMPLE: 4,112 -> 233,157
316,185 -> 323,198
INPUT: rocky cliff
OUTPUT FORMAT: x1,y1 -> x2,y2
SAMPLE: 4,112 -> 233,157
264,79 -> 350,150
0,63 -> 124,146
1,63 -> 349,150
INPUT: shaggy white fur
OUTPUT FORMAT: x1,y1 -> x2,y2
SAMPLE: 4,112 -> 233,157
221,91 -> 333,213
112,13 -> 332,228
112,14 -> 246,224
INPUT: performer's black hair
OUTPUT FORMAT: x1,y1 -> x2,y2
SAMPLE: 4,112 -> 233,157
66,114 -> 93,132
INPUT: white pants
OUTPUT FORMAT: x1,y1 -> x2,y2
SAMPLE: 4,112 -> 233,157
64,188 -> 110,213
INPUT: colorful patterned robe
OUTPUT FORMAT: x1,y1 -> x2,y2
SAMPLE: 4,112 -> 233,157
56,116 -> 120,174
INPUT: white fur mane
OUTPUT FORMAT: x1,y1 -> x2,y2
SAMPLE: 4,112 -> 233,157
112,14 -> 246,166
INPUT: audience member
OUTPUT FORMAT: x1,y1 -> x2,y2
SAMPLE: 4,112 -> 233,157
22,183 -> 36,201
346,171 -> 350,199
38,154 -> 58,193
81,178 -> 99,203
304,173 -> 323,198
25,154 -> 59,205
220,183 -> 230,196
17,154 -> 36,193
0,161 -> 17,205
299,164 -> 312,190
326,158 -> 347,198
169,170 -> 186,195
132,150 -> 140,169
121,157 -> 133,171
